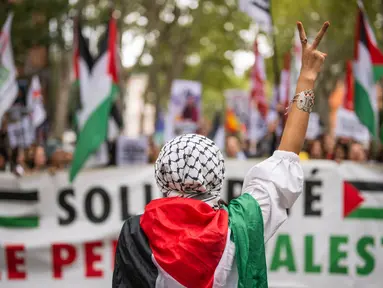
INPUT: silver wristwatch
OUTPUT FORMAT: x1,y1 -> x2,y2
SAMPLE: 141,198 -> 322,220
292,89 -> 315,113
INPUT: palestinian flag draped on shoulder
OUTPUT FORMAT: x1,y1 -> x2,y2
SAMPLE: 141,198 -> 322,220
353,0 -> 383,142
69,16 -> 119,182
113,194 -> 268,288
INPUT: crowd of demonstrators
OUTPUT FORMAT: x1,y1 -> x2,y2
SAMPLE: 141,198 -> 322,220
0,110 -> 382,177
0,141 -> 73,176
301,134 -> 382,163
221,129 -> 383,164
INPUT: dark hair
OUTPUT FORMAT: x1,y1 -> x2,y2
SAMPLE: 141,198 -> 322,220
334,140 -> 349,159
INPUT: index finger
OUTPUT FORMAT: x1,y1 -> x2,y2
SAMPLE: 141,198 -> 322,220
297,22 -> 307,47
312,21 -> 330,49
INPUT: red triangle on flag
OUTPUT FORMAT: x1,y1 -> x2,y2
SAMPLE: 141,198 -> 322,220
343,181 -> 365,217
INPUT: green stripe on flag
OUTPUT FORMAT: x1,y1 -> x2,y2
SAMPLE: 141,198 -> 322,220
346,208 -> 383,220
373,65 -> 383,82
354,81 -> 376,137
69,84 -> 118,182
0,216 -> 39,228
227,193 -> 268,288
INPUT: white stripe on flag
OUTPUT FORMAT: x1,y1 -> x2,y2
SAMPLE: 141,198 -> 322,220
0,202 -> 39,217
354,42 -> 378,112
77,54 -> 111,129
213,229 -> 238,288
152,254 -> 185,288
360,191 -> 383,209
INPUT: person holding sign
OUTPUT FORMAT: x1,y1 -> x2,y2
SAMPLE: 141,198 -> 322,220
182,91 -> 199,123
113,21 -> 330,288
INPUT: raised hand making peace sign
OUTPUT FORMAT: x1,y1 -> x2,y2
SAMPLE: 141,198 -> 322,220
297,21 -> 330,82
279,21 -> 330,155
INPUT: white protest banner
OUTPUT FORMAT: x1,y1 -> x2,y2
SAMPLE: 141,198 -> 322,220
116,136 -> 148,166
0,161 -> 382,287
305,112 -> 321,140
335,108 -> 370,144
167,80 -> 202,141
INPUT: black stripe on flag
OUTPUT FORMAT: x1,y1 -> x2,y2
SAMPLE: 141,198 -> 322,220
250,0 -> 270,14
113,215 -> 158,288
76,19 -> 109,73
77,21 -> 95,73
359,10 -> 369,48
0,189 -> 38,202
349,181 -> 383,193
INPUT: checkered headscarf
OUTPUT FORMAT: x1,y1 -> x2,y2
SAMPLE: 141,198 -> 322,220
155,134 -> 225,209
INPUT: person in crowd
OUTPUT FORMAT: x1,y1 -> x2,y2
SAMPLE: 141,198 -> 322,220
113,21 -> 330,287
182,92 -> 199,123
309,139 -> 324,159
225,135 -> 247,159
348,142 -> 367,162
334,141 -> 348,163
148,136 -> 160,164
26,144 -> 36,168
47,147 -> 73,175
31,145 -> 47,172
13,148 -> 29,176
196,116 -> 211,137
50,148 -> 73,170
377,144 -> 383,163
0,149 -> 7,172
322,133 -> 335,159
0,116 -> 8,152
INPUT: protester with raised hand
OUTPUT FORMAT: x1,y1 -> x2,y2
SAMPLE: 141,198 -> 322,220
113,21 -> 330,288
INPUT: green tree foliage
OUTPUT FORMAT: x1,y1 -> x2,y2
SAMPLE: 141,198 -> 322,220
1,0 -> 383,128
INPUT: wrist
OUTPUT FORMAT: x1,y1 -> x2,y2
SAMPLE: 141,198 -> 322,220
298,70 -> 317,83
296,73 -> 316,92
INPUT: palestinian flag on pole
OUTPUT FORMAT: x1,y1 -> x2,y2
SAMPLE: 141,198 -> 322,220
353,1 -> 383,142
27,75 -> 47,127
113,194 -> 268,287
70,16 -> 119,182
0,186 -> 39,228
344,181 -> 383,220
0,13 -> 18,123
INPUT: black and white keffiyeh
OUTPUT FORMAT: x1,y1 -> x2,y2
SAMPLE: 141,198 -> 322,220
155,134 -> 225,209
